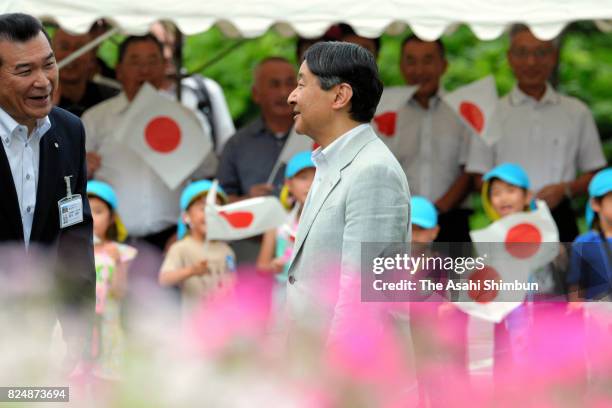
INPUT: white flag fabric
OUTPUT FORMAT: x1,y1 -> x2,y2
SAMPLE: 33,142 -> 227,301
443,75 -> 502,146
116,83 -> 212,190
205,180 -> 287,241
470,200 -> 559,271
266,127 -> 314,184
372,85 -> 418,138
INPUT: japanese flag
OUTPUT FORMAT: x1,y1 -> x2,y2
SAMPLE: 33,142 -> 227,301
372,85 -> 418,138
266,127 -> 315,184
470,200 -> 559,271
205,181 -> 287,241
443,75 -> 502,146
116,83 -> 212,190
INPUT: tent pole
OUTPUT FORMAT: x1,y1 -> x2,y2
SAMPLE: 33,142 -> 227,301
175,28 -> 184,102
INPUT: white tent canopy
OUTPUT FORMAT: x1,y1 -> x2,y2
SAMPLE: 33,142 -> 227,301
5,0 -> 612,40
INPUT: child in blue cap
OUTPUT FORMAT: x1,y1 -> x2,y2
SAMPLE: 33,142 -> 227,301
159,180 -> 235,314
480,163 -> 570,380
257,151 -> 315,319
87,180 -> 137,381
481,163 -> 533,221
568,168 -> 612,301
409,196 -> 469,405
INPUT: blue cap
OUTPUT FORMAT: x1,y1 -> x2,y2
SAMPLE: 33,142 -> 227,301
410,196 -> 438,229
586,168 -> 612,228
482,163 -> 533,221
178,180 -> 227,239
483,163 -> 530,189
285,151 -> 315,179
180,180 -> 227,211
87,180 -> 129,241
87,180 -> 118,209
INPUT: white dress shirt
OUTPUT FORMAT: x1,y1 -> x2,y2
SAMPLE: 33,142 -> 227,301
467,83 -> 606,192
308,123 -> 369,205
0,107 -> 51,245
82,91 -> 215,237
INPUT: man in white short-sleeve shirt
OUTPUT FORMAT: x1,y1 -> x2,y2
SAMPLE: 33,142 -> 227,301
382,35 -> 472,242
467,25 -> 606,241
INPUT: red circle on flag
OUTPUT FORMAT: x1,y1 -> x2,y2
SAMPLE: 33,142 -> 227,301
459,101 -> 485,134
145,116 -> 181,153
219,211 -> 254,228
504,223 -> 542,259
468,266 -> 500,303
373,111 -> 398,137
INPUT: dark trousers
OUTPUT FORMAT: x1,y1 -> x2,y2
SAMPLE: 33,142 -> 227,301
550,199 -> 579,243
435,209 -> 473,243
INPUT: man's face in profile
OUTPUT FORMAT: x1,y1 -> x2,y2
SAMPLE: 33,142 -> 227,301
508,30 -> 557,91
115,40 -> 165,100
400,40 -> 447,100
287,61 -> 335,137
0,31 -> 58,127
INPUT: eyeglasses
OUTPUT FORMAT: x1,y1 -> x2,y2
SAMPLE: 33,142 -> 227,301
510,47 -> 555,60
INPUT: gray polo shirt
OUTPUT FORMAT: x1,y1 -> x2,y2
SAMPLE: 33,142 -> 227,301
218,116 -> 290,196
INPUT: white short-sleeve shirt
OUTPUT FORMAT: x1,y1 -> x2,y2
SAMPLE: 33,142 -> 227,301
466,84 -> 606,193
381,91 -> 471,206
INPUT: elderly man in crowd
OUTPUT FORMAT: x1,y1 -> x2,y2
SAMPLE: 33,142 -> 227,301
467,25 -> 606,242
217,57 -> 296,265
52,26 -> 118,117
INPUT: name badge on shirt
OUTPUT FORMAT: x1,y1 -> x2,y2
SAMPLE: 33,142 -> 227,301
58,176 -> 83,229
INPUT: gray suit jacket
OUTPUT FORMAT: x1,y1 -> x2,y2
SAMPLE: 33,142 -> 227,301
286,125 -> 410,337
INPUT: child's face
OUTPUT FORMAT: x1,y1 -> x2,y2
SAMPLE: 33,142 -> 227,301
412,224 -> 440,244
489,179 -> 531,217
287,167 -> 315,205
592,192 -> 612,227
185,196 -> 207,237
89,196 -> 113,240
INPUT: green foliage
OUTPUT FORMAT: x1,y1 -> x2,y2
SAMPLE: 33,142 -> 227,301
183,27 -> 296,127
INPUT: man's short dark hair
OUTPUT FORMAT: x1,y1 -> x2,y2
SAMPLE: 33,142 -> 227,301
303,41 -> 383,123
401,34 -> 446,59
117,34 -> 163,64
0,13 -> 50,66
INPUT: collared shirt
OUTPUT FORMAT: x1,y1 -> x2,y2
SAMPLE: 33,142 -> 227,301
217,116 -> 290,196
82,91 -> 214,237
381,90 -> 471,206
466,83 -> 606,192
0,107 -> 51,245
308,123 -> 369,204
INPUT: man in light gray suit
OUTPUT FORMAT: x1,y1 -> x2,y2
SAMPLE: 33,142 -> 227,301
286,42 -> 410,340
